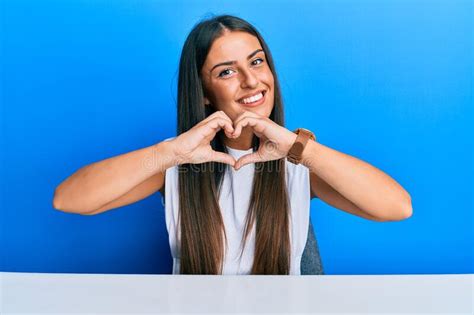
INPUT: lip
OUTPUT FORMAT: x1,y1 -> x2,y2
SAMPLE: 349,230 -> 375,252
237,90 -> 266,107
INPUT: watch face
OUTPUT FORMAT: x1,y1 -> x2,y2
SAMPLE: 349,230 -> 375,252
296,128 -> 315,140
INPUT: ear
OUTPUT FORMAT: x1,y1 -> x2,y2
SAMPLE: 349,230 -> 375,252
203,96 -> 210,106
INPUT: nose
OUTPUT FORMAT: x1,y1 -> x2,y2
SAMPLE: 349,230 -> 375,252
240,69 -> 258,89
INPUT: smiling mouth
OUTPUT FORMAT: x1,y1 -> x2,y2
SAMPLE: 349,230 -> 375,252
237,90 -> 266,105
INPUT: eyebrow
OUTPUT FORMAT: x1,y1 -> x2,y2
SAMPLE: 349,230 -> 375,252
210,49 -> 264,73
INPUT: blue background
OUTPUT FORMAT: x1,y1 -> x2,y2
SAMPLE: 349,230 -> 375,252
1,0 -> 472,275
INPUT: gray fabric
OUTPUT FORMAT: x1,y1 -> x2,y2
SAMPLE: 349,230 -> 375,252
300,219 -> 324,275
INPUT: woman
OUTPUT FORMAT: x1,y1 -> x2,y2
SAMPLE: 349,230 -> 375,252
53,15 -> 412,275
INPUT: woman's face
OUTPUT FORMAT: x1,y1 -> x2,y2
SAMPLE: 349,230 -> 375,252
201,31 -> 275,122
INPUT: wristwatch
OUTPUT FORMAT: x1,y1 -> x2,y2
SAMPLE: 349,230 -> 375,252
287,128 -> 316,165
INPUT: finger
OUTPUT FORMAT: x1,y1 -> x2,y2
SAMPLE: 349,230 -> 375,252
232,111 -> 248,124
211,111 -> 234,128
195,111 -> 218,127
217,114 -> 235,136
215,110 -> 233,123
234,152 -> 262,170
210,117 -> 235,136
201,117 -> 234,139
234,111 -> 263,126
197,110 -> 232,128
232,119 -> 252,138
210,151 -> 236,166
233,117 -> 265,138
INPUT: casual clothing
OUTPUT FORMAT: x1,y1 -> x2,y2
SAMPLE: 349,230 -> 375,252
161,139 -> 312,275
300,219 -> 325,275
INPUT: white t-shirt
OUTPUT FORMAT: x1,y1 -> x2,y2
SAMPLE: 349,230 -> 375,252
161,138 -> 311,275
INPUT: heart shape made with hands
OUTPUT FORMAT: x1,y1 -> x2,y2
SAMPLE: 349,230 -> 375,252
225,111 -> 297,171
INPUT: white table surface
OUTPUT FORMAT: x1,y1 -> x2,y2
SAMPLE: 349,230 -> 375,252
1,272 -> 472,314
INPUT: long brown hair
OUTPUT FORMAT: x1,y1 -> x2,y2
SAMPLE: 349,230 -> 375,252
176,14 -> 291,274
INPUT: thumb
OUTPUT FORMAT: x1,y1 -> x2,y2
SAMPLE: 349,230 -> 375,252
210,151 -> 236,167
234,152 -> 262,170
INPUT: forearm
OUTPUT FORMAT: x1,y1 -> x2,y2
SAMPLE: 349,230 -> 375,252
53,140 -> 178,213
301,140 -> 412,220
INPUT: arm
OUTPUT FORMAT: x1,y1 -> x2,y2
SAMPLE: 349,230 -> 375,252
82,172 -> 166,216
53,111 -> 236,215
310,172 -> 386,222
222,111 -> 412,222
53,140 -> 177,215
302,140 -> 412,222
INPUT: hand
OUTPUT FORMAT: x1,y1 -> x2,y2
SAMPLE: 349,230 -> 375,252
170,111 -> 237,166
231,111 -> 297,170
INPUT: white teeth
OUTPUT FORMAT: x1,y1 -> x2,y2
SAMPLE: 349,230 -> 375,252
240,92 -> 263,104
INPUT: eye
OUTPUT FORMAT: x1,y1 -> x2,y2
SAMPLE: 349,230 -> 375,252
251,58 -> 264,66
218,68 -> 235,78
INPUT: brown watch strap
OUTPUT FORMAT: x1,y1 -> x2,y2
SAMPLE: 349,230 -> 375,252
287,128 -> 315,165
